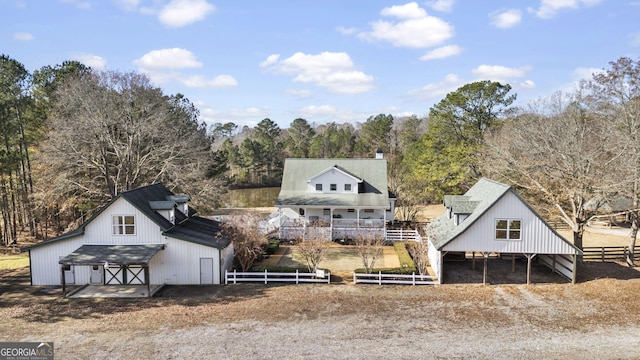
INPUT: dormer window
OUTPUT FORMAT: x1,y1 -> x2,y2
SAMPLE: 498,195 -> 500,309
344,184 -> 352,192
316,184 -> 323,191
330,184 -> 337,191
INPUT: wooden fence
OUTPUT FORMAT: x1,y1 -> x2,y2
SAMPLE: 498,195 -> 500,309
582,246 -> 640,262
225,269 -> 331,284
353,271 -> 438,285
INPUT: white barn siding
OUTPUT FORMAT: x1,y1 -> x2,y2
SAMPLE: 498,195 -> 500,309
30,197 -> 230,285
443,192 -> 575,254
428,240 -> 442,282
309,170 -> 357,194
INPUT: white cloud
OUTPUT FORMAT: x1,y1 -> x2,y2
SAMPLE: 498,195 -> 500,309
13,32 -> 34,41
408,73 -> 464,101
134,48 -> 203,70
529,0 -> 602,19
73,53 -> 107,69
336,26 -> 358,35
472,64 -> 529,79
114,0 -> 141,11
490,9 -> 522,28
357,2 -> 454,48
419,44 -> 462,61
426,0 -> 454,12
135,48 -> 236,89
159,0 -> 215,27
259,54 -> 280,68
178,74 -> 237,88
572,67 -> 603,81
197,105 -> 267,128
261,52 -> 375,94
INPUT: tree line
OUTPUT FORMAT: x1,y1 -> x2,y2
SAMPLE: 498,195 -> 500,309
2,53 -> 639,260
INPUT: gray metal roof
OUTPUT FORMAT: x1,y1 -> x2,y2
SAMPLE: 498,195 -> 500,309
276,158 -> 390,207
59,244 -> 164,266
584,195 -> 634,212
23,183 -> 231,251
428,178 -> 580,255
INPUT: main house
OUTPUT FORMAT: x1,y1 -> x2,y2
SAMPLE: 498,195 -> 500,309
275,153 -> 395,241
23,183 -> 234,294
427,178 -> 581,284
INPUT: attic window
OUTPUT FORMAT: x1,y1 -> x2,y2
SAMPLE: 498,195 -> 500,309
330,184 -> 337,191
495,219 -> 521,240
316,184 -> 322,191
113,215 -> 135,235
344,184 -> 352,192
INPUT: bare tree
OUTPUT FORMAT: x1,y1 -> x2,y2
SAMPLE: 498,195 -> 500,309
296,237 -> 330,273
589,57 -> 640,265
408,240 -> 430,276
354,234 -> 385,273
483,88 -> 615,253
220,214 -> 268,272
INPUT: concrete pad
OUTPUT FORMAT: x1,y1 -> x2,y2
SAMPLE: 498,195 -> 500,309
68,284 -> 164,298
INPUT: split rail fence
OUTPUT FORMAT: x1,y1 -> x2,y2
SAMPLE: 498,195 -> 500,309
225,269 -> 331,284
353,271 -> 438,285
582,245 -> 640,263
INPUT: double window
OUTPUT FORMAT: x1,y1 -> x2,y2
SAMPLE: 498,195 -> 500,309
495,219 -> 521,240
113,215 -> 135,235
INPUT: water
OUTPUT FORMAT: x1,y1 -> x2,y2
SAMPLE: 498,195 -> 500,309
222,187 -> 280,208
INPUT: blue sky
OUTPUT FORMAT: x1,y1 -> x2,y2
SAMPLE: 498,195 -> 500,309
2,0 -> 639,128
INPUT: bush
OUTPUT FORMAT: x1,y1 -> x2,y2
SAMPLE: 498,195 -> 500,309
266,239 -> 280,255
250,265 -> 314,273
394,242 -> 416,268
354,266 -> 416,274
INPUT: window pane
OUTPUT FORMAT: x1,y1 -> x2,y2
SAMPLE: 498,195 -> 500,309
124,216 -> 135,225
316,184 -> 322,191
509,230 -> 521,239
496,220 -> 508,229
125,225 -> 135,235
330,184 -> 337,191
510,220 -> 521,230
113,225 -> 123,234
496,230 -> 507,239
345,184 -> 351,191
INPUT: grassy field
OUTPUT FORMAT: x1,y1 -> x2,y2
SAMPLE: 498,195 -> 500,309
0,253 -> 29,270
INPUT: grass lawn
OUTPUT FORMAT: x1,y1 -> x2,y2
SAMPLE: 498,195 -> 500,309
0,253 -> 29,270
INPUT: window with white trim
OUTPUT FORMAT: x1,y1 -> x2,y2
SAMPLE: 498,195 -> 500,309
113,215 -> 135,235
315,183 -> 323,191
330,183 -> 337,191
495,219 -> 521,240
344,184 -> 352,192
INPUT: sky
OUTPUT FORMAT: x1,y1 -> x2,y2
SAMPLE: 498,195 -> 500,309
2,0 -> 640,129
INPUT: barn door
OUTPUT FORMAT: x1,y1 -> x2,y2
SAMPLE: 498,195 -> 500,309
90,265 -> 103,284
200,258 -> 214,284
59,256 -> 75,284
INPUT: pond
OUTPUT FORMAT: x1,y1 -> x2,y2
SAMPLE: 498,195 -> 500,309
222,187 -> 280,208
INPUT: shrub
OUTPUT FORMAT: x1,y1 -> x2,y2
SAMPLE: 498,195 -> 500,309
266,239 -> 280,255
394,242 -> 416,269
250,265 -> 315,273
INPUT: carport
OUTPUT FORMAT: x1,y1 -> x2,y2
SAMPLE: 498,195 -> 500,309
59,244 -> 165,297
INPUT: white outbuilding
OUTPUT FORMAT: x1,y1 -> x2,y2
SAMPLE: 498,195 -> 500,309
427,178 -> 582,284
23,183 -> 234,296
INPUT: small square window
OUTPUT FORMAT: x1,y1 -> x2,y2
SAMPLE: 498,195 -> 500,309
495,219 -> 521,240
364,209 -> 374,213
323,208 -> 330,215
315,184 -> 322,191
330,184 -> 337,191
344,184 -> 352,191
347,209 -> 355,213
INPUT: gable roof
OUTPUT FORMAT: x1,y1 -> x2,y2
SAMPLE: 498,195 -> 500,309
428,178 -> 580,254
276,158 -> 389,207
307,164 -> 363,183
23,183 -> 230,251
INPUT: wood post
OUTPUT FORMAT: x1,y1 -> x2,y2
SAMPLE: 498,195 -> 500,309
526,254 -> 532,285
512,253 -> 516,273
61,265 -> 66,298
472,252 -> 475,270
144,265 -> 151,298
483,252 -> 488,285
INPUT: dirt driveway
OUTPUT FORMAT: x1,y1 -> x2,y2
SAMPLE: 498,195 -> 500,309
3,262 -> 640,359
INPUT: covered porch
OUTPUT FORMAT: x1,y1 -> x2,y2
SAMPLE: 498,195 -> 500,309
278,206 -> 389,241
58,244 -> 165,298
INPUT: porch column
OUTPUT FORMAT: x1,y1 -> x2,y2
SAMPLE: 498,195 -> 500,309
525,254 -> 535,285
383,208 -> 387,239
356,209 -> 360,228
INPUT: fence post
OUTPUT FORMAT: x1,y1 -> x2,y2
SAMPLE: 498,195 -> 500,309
296,269 -> 299,285
353,272 -> 356,284
378,271 -> 382,285
225,270 -> 228,285
412,272 -> 416,286
265,269 -> 268,284
327,271 -> 331,284
601,247 -> 605,263
233,269 -> 237,284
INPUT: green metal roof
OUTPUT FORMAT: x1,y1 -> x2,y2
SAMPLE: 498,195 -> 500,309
276,158 -> 390,207
59,244 -> 165,266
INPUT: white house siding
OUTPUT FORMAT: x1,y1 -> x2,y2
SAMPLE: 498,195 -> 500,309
309,170 -> 357,194
442,192 -> 575,254
428,240 -> 442,281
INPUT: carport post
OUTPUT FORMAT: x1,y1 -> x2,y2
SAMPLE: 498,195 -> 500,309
512,254 -> 516,273
482,252 -> 488,285
526,254 -> 532,285
472,252 -> 475,270
144,265 -> 150,298
61,264 -> 66,298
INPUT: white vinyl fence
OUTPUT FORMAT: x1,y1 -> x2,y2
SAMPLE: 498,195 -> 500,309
353,271 -> 438,285
225,269 -> 331,284
385,229 -> 421,242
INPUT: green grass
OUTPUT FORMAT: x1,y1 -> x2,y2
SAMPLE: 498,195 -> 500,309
0,254 -> 29,270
